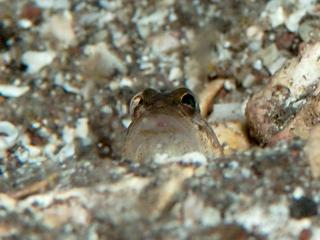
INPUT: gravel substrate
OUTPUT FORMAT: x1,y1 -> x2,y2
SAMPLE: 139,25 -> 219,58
0,1 -> 320,239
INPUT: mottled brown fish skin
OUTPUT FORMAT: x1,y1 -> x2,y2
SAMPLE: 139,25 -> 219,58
123,88 -> 222,162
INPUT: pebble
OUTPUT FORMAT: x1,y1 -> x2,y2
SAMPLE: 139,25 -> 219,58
168,67 -> 183,81
246,42 -> 320,144
293,187 -> 305,199
246,25 -> 263,41
42,12 -> 76,47
259,43 -> 286,75
21,51 -> 56,74
242,74 -> 256,88
119,77 -> 133,88
282,42 -> 320,104
200,207 -> 221,227
263,2 -> 285,28
0,121 -> 19,151
134,9 -> 168,39
84,42 -> 127,77
211,103 -> 245,122
224,80 -> 236,91
17,19 -> 32,29
286,9 -> 306,32
262,1 -> 314,32
75,118 -> 91,146
0,194 -> 16,211
35,0 -> 70,10
304,125 -> 320,178
0,85 -> 29,97
154,152 -> 207,166
299,18 -> 320,42
290,197 -> 318,219
151,32 -> 181,56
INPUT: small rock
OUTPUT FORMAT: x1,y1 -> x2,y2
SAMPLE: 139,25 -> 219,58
17,19 -> 32,29
299,18 -> 320,43
246,42 -> 320,144
76,118 -> 91,146
42,12 -> 76,47
304,124 -> 320,178
262,1 -> 313,32
191,224 -> 262,240
212,121 -> 251,155
211,102 -> 246,122
262,1 -> 285,28
224,80 -> 236,91
0,121 -> 19,151
286,9 -> 307,32
21,51 -> 56,74
290,197 -> 318,219
0,85 -> 29,97
35,0 -> 70,10
168,67 -> 183,82
83,42 -> 127,78
246,25 -> 264,42
259,43 -> 286,75
134,9 -> 168,39
0,194 -> 17,211
293,187 -> 305,199
242,74 -> 256,88
154,152 -> 207,166
151,32 -> 181,56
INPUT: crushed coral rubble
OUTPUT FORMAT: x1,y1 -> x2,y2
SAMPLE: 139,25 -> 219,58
0,1 -> 320,239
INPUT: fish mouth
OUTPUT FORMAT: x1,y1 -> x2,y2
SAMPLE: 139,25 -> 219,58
136,113 -> 189,133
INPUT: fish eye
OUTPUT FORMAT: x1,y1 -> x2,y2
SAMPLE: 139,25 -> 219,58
130,92 -> 143,116
180,92 -> 197,110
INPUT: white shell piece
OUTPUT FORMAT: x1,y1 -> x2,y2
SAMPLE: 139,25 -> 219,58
210,103 -> 245,122
0,121 -> 19,150
21,51 -> 56,74
0,85 -> 29,97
